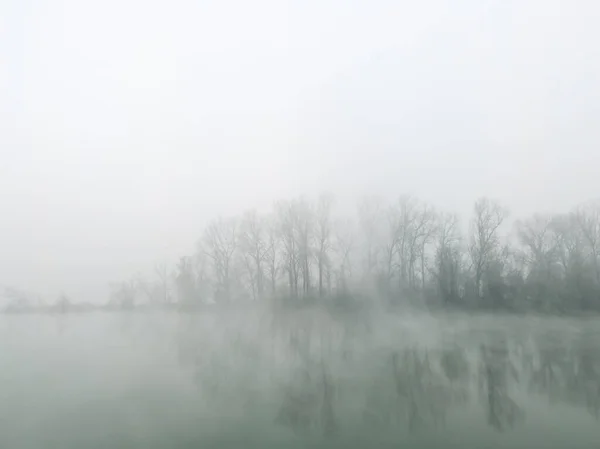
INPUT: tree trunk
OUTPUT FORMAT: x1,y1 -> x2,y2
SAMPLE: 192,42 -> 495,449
421,242 -> 426,292
319,259 -> 324,297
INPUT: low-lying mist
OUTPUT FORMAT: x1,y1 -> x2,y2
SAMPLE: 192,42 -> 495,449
1,303 -> 599,449
4,0 -> 600,447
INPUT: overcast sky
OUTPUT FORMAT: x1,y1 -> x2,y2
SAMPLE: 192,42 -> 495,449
1,0 -> 599,302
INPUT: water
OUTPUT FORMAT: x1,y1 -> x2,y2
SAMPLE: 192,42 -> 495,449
0,310 -> 599,448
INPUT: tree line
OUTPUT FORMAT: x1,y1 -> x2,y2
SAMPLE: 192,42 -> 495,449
107,193 -> 600,313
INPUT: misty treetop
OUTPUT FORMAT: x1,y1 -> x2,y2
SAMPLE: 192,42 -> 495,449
7,194 -> 600,314
100,194 -> 600,314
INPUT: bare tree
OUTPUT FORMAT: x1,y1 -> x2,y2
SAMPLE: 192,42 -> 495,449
106,192 -> 600,313
575,200 -> 600,283
513,214 -> 570,308
382,195 -> 420,290
134,274 -> 156,305
154,261 -> 170,304
3,286 -> 42,311
334,217 -> 355,294
275,199 -> 300,298
240,250 -> 258,300
551,212 -> 585,278
239,210 -> 270,299
174,256 -> 197,304
294,198 -> 314,296
383,203 -> 403,287
407,202 -> 437,291
264,214 -> 281,296
515,214 -> 558,278
193,250 -> 212,301
202,217 -> 239,302
315,193 -> 335,297
109,279 -> 137,309
432,212 -> 462,304
357,195 -> 384,280
469,198 -> 508,299
395,195 -> 421,289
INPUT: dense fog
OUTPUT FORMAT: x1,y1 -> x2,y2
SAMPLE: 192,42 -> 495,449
2,197 -> 600,448
6,194 -> 600,314
1,311 -> 600,448
2,0 -> 600,447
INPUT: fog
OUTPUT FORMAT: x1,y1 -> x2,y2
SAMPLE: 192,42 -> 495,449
2,0 -> 600,300
2,310 -> 600,448
2,0 -> 600,447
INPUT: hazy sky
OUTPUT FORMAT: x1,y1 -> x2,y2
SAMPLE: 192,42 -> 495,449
1,0 -> 599,301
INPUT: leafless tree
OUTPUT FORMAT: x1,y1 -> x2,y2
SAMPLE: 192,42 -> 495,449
575,200 -> 600,283
397,195 -> 422,289
386,195 -> 420,290
174,256 -> 197,304
333,217 -> 355,293
99,193 -> 600,312
383,203 -> 403,287
109,278 -> 137,309
315,193 -> 335,297
193,249 -> 212,301
154,261 -> 170,304
276,199 -> 300,298
551,213 -> 585,278
134,274 -> 155,305
239,210 -> 270,299
432,212 -> 463,304
469,198 -> 508,299
3,286 -> 41,310
407,202 -> 437,291
515,214 -> 558,278
202,217 -> 239,302
294,198 -> 314,296
357,195 -> 384,280
264,214 -> 281,296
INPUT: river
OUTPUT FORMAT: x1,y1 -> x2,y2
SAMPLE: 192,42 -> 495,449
0,310 -> 599,448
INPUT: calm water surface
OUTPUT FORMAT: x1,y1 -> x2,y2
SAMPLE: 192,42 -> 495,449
0,311 -> 599,448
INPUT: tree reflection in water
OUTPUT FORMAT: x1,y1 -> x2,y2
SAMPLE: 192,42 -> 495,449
478,339 -> 523,431
521,329 -> 600,420
178,315 -> 600,439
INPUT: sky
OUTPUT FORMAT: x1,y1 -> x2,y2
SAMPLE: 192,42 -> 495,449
1,0 -> 599,302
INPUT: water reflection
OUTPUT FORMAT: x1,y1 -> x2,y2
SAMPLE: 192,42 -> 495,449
478,339 -> 523,431
525,330 -> 600,419
177,315 -> 600,438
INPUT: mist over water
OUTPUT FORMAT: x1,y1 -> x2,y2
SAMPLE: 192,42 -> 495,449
1,309 -> 598,449
3,0 -> 600,447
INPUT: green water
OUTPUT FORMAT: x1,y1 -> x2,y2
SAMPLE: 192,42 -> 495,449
0,311 -> 599,448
